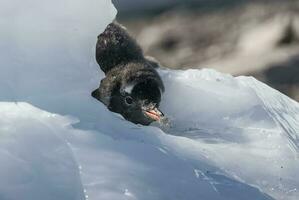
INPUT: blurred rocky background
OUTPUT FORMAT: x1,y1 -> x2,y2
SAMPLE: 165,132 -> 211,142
112,0 -> 299,101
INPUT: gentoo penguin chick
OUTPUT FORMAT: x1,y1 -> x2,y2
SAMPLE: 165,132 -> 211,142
92,22 -> 165,125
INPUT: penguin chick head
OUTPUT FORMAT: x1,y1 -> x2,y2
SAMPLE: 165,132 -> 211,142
96,22 -> 144,74
109,78 -> 164,126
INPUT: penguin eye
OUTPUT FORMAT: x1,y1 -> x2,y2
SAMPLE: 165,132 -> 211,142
125,96 -> 133,105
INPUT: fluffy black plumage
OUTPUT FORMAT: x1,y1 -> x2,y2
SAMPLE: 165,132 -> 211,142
92,22 -> 165,125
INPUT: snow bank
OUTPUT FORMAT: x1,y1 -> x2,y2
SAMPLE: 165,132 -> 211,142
159,69 -> 299,200
0,0 -> 299,200
0,103 -> 84,200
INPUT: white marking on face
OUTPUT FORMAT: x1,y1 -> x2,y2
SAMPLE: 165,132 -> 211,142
124,83 -> 135,94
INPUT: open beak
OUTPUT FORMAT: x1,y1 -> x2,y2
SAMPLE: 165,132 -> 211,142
144,107 -> 164,121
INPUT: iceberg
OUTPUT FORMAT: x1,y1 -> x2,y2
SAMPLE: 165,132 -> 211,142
0,0 -> 298,200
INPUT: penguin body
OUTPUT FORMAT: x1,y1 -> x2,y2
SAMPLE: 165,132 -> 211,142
92,22 -> 164,125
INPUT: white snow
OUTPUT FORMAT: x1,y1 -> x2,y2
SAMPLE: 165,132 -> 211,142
0,0 -> 299,200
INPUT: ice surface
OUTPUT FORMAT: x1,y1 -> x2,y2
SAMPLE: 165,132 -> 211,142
0,103 -> 84,200
0,0 -> 299,200
159,69 -> 299,200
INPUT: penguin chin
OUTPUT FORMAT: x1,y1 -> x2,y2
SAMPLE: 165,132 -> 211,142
125,112 -> 154,126
123,107 -> 159,125
107,97 -> 155,125
138,118 -> 154,126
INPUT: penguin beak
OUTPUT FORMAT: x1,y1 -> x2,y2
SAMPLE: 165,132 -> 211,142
144,107 -> 164,121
